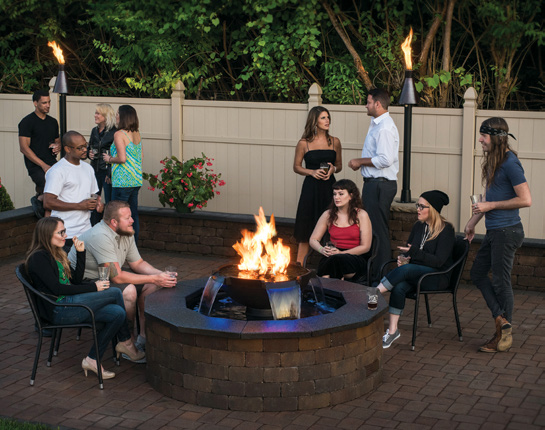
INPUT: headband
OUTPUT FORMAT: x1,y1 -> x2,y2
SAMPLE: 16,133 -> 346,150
480,125 -> 516,140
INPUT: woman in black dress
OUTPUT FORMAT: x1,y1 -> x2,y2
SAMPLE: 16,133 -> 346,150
293,106 -> 342,264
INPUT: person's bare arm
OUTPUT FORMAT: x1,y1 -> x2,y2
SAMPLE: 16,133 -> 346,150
348,157 -> 374,171
293,139 -> 327,180
333,137 -> 343,174
107,259 -> 177,288
43,193 -> 97,211
473,182 -> 532,214
104,131 -> 127,164
19,136 -> 51,172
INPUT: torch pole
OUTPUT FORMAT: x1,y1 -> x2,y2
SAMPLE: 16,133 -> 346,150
400,104 -> 412,203
59,93 -> 67,157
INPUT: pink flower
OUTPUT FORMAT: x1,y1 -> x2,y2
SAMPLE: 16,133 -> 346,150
163,168 -> 168,173
184,187 -> 188,191
216,191 -> 220,195
187,172 -> 193,177
219,180 -> 225,186
160,160 -> 165,165
188,203 -> 194,207
206,162 -> 213,166
197,204 -> 203,209
169,198 -> 174,203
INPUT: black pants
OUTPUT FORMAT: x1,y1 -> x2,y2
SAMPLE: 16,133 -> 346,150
362,179 -> 397,284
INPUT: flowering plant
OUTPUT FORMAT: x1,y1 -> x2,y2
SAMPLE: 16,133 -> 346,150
0,177 -> 15,212
143,153 -> 225,212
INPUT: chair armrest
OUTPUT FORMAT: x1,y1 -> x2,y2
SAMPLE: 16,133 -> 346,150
380,259 -> 397,277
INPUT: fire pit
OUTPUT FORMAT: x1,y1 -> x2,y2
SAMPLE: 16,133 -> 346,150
145,277 -> 386,411
144,208 -> 387,411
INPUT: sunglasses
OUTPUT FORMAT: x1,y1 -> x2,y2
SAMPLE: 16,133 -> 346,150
55,229 -> 67,236
415,203 -> 430,211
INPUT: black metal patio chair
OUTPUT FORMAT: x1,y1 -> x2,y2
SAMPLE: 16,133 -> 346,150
15,264 -> 107,389
381,236 -> 470,350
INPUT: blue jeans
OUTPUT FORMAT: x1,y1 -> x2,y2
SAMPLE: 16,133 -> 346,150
470,223 -> 524,323
53,288 -> 130,360
381,264 -> 439,315
111,186 -> 140,242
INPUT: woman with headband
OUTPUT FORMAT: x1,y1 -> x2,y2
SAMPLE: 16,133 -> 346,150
465,117 -> 531,353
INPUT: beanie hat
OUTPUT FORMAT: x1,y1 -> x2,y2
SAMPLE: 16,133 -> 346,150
420,190 -> 449,214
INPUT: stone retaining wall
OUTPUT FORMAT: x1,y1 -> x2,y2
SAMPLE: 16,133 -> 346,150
2,206 -> 543,290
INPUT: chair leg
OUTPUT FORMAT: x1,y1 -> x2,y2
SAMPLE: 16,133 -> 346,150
47,329 -> 58,366
76,327 -> 82,340
112,338 -> 120,366
452,293 -> 463,341
30,333 -> 43,385
91,327 -> 104,389
412,295 -> 420,351
53,328 -> 63,357
424,295 -> 432,327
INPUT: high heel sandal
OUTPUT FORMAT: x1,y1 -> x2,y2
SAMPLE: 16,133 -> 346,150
115,342 -> 146,363
82,358 -> 115,379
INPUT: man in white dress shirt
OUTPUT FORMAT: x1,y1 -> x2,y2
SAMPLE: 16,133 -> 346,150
348,88 -> 399,284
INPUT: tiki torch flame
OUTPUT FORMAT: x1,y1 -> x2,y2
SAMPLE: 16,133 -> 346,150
401,28 -> 413,70
48,41 -> 65,64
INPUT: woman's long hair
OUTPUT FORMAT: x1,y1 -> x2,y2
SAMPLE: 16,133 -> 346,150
326,179 -> 363,227
422,202 -> 449,242
480,117 -> 517,187
117,105 -> 139,132
25,217 -> 71,277
96,103 -> 116,131
301,106 -> 332,145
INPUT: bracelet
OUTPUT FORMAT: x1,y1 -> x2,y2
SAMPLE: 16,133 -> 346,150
333,165 -> 336,172
318,246 -> 323,254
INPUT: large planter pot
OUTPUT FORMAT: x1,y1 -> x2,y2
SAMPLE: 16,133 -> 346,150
175,204 -> 194,214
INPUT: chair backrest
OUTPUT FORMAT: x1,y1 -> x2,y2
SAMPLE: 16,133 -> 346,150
16,264 -> 51,327
448,236 -> 470,290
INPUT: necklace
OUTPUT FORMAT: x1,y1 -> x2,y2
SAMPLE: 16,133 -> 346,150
419,224 -> 430,250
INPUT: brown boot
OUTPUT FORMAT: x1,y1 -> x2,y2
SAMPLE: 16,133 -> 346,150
496,315 -> 512,352
479,333 -> 499,353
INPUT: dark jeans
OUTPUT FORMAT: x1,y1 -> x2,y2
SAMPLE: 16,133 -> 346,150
381,263 -> 439,315
470,223 -> 524,323
362,179 -> 397,284
53,288 -> 130,360
91,169 -> 110,226
111,186 -> 140,243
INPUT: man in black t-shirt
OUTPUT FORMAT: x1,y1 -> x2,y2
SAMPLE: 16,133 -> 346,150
18,90 -> 61,217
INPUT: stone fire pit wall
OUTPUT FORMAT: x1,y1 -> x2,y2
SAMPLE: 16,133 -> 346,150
145,277 -> 387,412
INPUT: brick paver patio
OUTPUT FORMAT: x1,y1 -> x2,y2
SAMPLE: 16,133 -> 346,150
1,249 -> 544,429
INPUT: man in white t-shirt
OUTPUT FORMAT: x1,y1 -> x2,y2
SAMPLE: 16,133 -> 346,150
44,130 -> 103,251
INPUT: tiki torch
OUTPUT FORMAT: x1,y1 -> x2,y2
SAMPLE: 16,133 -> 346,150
398,28 -> 418,203
48,41 -> 68,147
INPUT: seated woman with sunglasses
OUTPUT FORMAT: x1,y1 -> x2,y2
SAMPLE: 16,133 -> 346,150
309,179 -> 372,281
378,190 -> 455,349
25,217 -> 145,380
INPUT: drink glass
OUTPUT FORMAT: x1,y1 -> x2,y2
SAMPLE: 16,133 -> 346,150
98,266 -> 109,281
90,193 -> 99,200
320,162 -> 329,174
90,148 -> 98,159
367,287 -> 378,310
398,255 -> 410,265
470,194 -> 482,205
165,266 -> 177,278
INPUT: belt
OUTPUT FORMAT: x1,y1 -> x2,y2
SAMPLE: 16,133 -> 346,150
363,177 -> 394,182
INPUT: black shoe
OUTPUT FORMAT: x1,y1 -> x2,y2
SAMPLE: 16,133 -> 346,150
30,196 -> 45,219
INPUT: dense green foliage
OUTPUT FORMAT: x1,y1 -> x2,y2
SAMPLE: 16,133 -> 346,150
0,178 -> 15,212
0,0 -> 543,109
0,417 -> 55,430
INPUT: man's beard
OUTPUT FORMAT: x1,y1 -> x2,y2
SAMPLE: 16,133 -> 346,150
116,226 -> 135,237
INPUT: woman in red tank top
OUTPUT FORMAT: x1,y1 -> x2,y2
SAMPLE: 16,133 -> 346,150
309,179 -> 372,281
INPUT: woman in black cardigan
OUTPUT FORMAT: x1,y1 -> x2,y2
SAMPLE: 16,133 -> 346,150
25,217 -> 145,379
379,190 -> 455,349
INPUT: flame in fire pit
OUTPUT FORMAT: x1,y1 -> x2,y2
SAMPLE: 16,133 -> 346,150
401,28 -> 413,70
232,207 -> 291,280
48,41 -> 65,64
